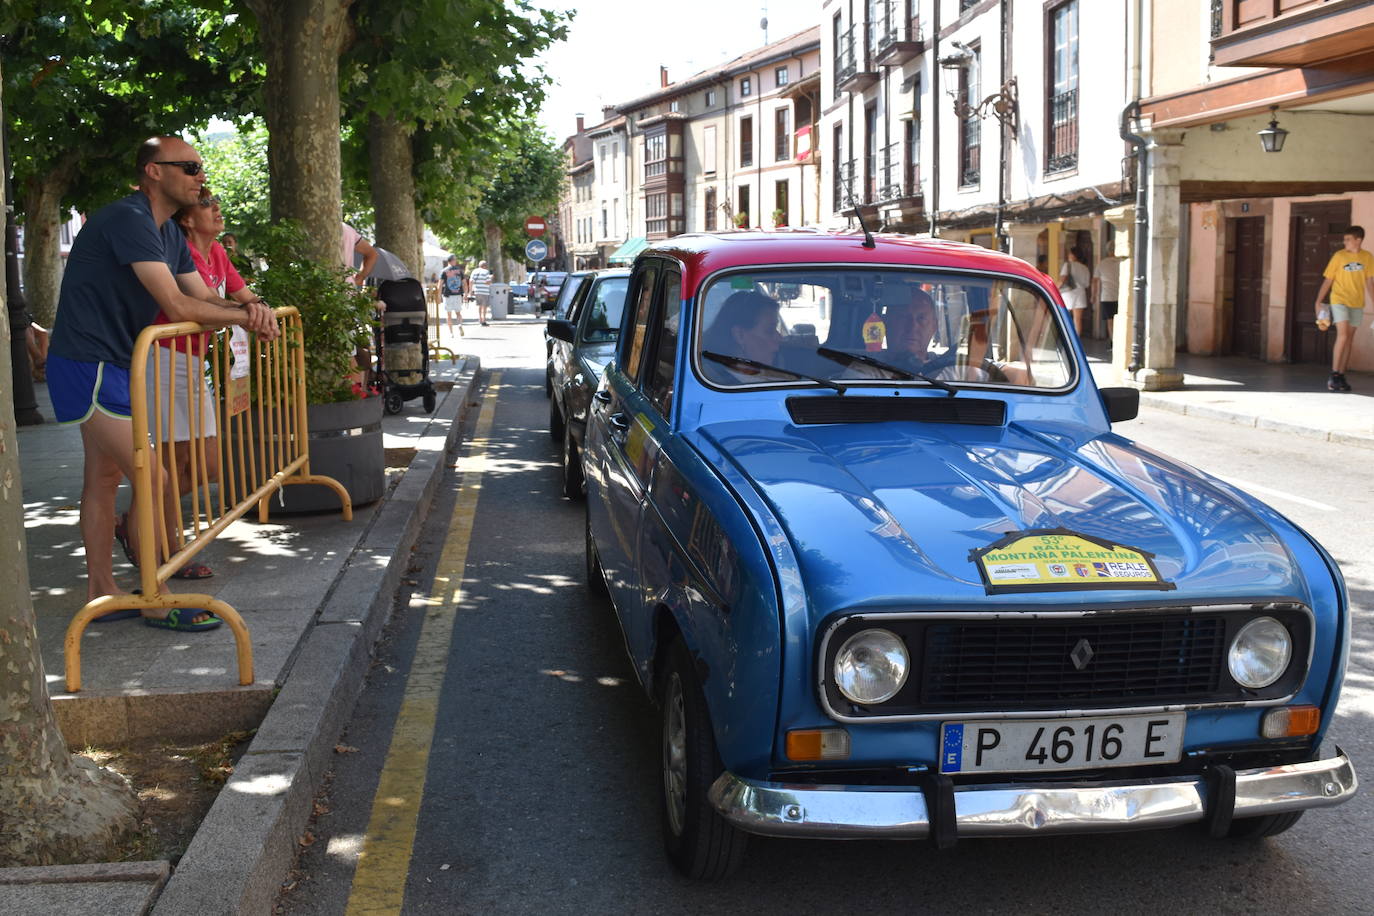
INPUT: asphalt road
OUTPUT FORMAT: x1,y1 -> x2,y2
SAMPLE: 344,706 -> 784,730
279,325 -> 1373,915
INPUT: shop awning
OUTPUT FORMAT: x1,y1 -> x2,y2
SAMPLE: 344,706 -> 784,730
607,236 -> 648,264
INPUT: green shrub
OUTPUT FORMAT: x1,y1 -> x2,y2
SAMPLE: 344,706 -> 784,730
252,223 -> 377,404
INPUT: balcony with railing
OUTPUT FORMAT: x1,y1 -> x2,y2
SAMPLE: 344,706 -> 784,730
1046,88 -> 1078,174
1211,0 -> 1374,68
874,0 -> 921,65
835,25 -> 879,93
877,142 -> 920,203
835,160 -> 858,212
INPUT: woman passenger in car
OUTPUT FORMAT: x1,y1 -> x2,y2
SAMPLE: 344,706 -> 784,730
701,291 -> 784,382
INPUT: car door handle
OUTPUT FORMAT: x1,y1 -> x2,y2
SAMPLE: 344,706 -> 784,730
608,412 -> 629,432
593,390 -> 612,404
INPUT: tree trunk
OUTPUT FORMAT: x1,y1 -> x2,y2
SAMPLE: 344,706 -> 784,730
367,113 -> 421,278
245,0 -> 354,269
20,160 -> 75,328
0,72 -> 138,867
483,222 -> 506,284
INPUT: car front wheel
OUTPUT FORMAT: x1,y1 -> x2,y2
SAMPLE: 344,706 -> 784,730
659,638 -> 747,881
561,425 -> 584,500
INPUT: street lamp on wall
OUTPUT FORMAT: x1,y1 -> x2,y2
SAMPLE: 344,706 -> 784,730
1258,106 -> 1289,153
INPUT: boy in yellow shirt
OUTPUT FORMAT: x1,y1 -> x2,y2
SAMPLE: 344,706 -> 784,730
1313,224 -> 1374,392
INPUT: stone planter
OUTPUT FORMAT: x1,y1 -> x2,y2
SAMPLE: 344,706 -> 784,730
276,396 -> 385,514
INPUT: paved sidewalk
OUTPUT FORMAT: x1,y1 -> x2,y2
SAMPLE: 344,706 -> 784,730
1086,343 -> 1374,449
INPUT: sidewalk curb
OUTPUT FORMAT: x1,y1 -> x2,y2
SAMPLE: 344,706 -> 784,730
148,358 -> 481,916
1137,392 -> 1374,450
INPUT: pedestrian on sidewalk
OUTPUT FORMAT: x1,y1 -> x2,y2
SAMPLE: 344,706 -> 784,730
1313,224 -> 1374,392
46,136 -> 278,631
471,259 -> 493,326
1058,248 -> 1092,336
118,185 -> 269,584
1093,251 -> 1121,342
439,255 -> 466,336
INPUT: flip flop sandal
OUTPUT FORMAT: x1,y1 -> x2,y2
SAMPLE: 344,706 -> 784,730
113,512 -> 138,567
143,608 -> 222,632
93,588 -> 144,623
171,562 -> 214,580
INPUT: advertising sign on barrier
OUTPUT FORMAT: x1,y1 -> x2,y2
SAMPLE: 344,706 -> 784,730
227,327 -> 251,416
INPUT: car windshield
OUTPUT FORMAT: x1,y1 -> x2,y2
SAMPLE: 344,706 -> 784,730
554,275 -> 590,318
583,277 -> 628,342
695,267 -> 1074,391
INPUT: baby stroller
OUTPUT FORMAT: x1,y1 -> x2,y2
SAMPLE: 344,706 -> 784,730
374,277 -> 437,414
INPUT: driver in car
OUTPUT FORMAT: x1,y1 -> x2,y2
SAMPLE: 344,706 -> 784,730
856,288 -> 1029,384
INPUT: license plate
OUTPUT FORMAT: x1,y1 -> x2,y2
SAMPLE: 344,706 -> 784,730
939,713 -> 1185,775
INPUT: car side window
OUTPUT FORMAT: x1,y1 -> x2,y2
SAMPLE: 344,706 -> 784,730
645,269 -> 682,417
622,262 -> 660,384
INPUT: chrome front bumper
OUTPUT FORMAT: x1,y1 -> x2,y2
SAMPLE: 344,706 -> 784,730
709,748 -> 1356,839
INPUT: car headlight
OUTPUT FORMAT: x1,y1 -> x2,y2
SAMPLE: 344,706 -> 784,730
1228,616 -> 1292,689
834,628 -> 909,704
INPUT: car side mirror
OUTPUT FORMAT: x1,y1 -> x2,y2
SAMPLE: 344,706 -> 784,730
546,319 -> 575,343
1099,387 -> 1139,423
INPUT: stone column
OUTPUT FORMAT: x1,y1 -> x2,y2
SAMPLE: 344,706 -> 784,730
1105,206 -> 1136,387
1005,223 -> 1045,271
1137,129 -> 1185,390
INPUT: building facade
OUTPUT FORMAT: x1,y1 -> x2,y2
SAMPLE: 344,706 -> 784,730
553,0 -> 1374,384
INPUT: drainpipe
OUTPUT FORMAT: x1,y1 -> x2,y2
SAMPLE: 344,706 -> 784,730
1121,0 -> 1149,375
995,0 -> 1008,251
929,0 -> 941,237
1121,101 -> 1149,375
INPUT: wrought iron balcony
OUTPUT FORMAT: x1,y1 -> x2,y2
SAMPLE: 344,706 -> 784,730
874,0 -> 921,65
835,26 -> 879,93
1046,88 -> 1079,173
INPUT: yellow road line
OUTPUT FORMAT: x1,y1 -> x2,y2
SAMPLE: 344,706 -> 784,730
344,372 -> 501,915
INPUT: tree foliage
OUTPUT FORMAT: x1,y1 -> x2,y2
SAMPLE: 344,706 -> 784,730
2,0 -> 261,210
339,0 -> 571,244
194,120 -> 272,251
473,123 -> 567,263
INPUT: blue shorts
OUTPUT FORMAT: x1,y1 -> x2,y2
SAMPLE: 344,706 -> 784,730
47,354 -> 132,424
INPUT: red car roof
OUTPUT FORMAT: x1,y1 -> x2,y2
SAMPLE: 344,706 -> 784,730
643,231 -> 1052,298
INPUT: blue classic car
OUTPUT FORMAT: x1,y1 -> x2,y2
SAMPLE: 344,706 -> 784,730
582,232 -> 1357,880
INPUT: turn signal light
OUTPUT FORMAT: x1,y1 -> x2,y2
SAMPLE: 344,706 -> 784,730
786,728 -> 850,761
1261,705 -> 1321,739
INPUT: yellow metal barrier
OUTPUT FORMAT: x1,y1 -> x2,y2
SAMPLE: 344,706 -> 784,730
64,307 -> 352,691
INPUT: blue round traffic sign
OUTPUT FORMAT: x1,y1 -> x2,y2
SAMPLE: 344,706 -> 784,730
525,239 -> 548,262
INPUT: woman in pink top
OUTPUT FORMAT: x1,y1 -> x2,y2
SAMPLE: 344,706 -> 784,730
120,187 -> 267,582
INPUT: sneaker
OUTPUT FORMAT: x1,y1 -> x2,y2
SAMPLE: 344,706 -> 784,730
1335,372 -> 1352,392
1328,373 -> 1342,391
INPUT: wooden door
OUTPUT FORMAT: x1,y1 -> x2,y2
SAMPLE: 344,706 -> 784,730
1287,201 -> 1349,364
1231,217 -> 1265,359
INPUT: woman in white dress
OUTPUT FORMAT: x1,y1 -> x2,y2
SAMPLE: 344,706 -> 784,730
1058,248 -> 1092,335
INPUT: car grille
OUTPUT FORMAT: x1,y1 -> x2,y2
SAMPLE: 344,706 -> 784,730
920,616 -> 1227,709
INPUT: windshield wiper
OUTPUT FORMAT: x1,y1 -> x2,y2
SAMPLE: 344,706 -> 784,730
816,347 -> 959,397
701,351 -> 849,394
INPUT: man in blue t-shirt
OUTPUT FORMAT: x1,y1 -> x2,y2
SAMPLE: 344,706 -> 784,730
48,135 -> 279,631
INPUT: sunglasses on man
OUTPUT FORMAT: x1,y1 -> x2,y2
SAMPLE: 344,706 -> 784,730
155,160 -> 204,176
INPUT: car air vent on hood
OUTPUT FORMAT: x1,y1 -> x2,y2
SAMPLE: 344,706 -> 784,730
786,396 -> 1007,426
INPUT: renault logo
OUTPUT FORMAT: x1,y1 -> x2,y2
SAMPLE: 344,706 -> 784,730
1070,638 -> 1095,671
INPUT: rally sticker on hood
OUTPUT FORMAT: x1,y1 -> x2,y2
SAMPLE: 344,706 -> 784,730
970,528 -> 1174,594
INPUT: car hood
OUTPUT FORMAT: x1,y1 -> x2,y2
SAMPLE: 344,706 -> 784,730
693,417 -> 1307,615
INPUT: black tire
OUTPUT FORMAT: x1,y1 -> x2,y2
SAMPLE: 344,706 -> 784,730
1224,811 -> 1304,839
422,390 -> 437,413
545,370 -> 553,398
584,508 -> 608,598
549,397 -> 565,443
658,638 -> 748,881
561,426 -> 584,500
384,391 -> 404,415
